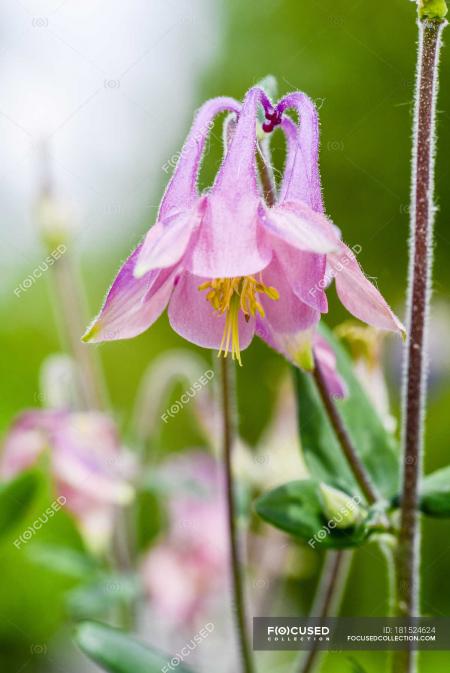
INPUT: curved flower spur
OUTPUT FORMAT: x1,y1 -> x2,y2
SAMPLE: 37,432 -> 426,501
83,87 -> 404,369
255,91 -> 405,369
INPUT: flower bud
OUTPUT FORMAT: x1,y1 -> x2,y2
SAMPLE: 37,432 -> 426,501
36,194 -> 71,251
319,483 -> 365,529
418,0 -> 448,20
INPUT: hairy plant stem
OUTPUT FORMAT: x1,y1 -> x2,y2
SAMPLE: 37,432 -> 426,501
393,17 -> 446,673
219,357 -> 255,673
312,359 -> 378,505
297,551 -> 352,673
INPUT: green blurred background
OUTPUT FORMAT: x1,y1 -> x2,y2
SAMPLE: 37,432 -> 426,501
1,0 -> 449,671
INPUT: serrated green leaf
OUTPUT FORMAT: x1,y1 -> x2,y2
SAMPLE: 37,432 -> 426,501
420,466 -> 450,516
0,471 -> 40,538
294,324 -> 399,500
255,480 -> 370,549
75,621 -> 195,673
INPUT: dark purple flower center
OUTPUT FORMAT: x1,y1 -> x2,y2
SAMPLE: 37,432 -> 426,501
262,107 -> 282,133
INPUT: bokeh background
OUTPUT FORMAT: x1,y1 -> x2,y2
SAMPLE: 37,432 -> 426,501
1,0 -> 449,671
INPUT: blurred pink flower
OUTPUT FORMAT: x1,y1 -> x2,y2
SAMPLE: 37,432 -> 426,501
141,453 -> 228,625
1,410 -> 134,551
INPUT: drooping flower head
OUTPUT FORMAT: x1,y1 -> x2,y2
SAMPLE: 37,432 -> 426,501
83,87 -> 404,369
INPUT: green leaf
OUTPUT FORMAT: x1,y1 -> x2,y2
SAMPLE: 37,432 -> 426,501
27,544 -> 99,578
255,480 -> 370,549
67,574 -> 140,620
348,657 -> 369,673
0,471 -> 40,539
75,621 -> 195,673
420,466 -> 450,516
294,324 -> 399,500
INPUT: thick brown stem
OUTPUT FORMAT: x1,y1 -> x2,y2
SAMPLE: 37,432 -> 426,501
393,17 -> 446,673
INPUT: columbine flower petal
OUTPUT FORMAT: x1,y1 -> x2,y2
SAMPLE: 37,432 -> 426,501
168,272 -> 255,355
84,96 -> 242,345
275,92 -> 404,339
313,333 -> 348,399
329,243 -> 406,337
187,194 -> 272,278
262,202 -> 338,254
278,94 -> 323,210
258,254 -> 319,334
271,239 -> 328,313
133,95 -> 241,279
82,245 -> 177,343
134,204 -> 203,278
187,87 -> 273,278
158,96 -> 241,220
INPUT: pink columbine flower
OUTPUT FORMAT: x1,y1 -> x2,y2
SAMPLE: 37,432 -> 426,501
83,87 -> 404,366
1,410 -> 134,551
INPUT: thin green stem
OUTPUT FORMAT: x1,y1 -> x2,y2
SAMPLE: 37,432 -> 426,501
297,551 -> 352,673
51,252 -> 106,410
393,16 -> 446,673
220,357 -> 255,673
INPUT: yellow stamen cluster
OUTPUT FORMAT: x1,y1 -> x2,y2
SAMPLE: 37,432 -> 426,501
198,275 -> 279,365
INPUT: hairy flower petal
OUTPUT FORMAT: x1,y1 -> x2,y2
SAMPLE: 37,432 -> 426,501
188,87 -> 273,278
83,246 -> 177,343
278,95 -> 323,211
159,96 -> 241,220
168,272 -> 255,350
272,239 -> 328,313
259,255 -> 320,333
134,205 -> 202,278
314,333 -> 348,399
329,242 -> 405,336
262,202 -> 338,254
187,194 -> 272,278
